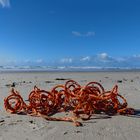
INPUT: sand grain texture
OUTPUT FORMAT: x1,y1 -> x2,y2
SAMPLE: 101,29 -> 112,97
0,71 -> 140,140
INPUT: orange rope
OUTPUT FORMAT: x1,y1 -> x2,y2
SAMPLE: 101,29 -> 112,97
4,80 -> 134,126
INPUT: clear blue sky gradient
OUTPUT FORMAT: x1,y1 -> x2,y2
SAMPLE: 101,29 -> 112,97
0,0 -> 140,66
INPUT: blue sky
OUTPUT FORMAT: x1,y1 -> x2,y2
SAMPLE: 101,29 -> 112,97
0,0 -> 140,67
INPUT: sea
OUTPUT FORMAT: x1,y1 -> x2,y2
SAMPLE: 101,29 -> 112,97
0,65 -> 140,72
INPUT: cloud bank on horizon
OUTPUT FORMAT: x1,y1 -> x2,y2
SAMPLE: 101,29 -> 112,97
1,53 -> 140,68
0,0 -> 10,8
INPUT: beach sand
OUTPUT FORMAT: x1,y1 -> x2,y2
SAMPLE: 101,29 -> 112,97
0,71 -> 140,140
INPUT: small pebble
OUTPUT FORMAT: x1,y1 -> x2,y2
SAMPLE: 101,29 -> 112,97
63,132 -> 68,135
104,77 -> 109,79
45,81 -> 54,83
117,80 -> 122,83
123,78 -> 127,81
11,82 -> 16,87
5,82 -> 17,87
74,130 -> 81,133
29,120 -> 34,124
0,120 -> 5,123
17,120 -> 22,122
55,78 -> 69,81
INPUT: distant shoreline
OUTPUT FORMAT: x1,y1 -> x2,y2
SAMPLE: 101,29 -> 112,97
1,69 -> 140,73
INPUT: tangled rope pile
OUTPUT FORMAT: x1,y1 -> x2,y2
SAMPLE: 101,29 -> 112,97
4,80 -> 134,126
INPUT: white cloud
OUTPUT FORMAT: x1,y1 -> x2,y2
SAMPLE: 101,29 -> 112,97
0,58 -> 17,65
133,54 -> 140,58
81,56 -> 90,61
85,32 -> 95,37
72,31 -> 82,37
98,53 -> 108,59
3,53 -> 140,68
72,31 -> 95,37
60,58 -> 73,63
0,0 -> 10,8
24,59 -> 31,63
36,59 -> 44,63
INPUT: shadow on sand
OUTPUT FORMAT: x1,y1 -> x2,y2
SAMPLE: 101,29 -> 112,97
127,109 -> 140,118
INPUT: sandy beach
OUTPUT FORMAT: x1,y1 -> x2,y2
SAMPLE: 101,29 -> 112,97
0,71 -> 140,140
